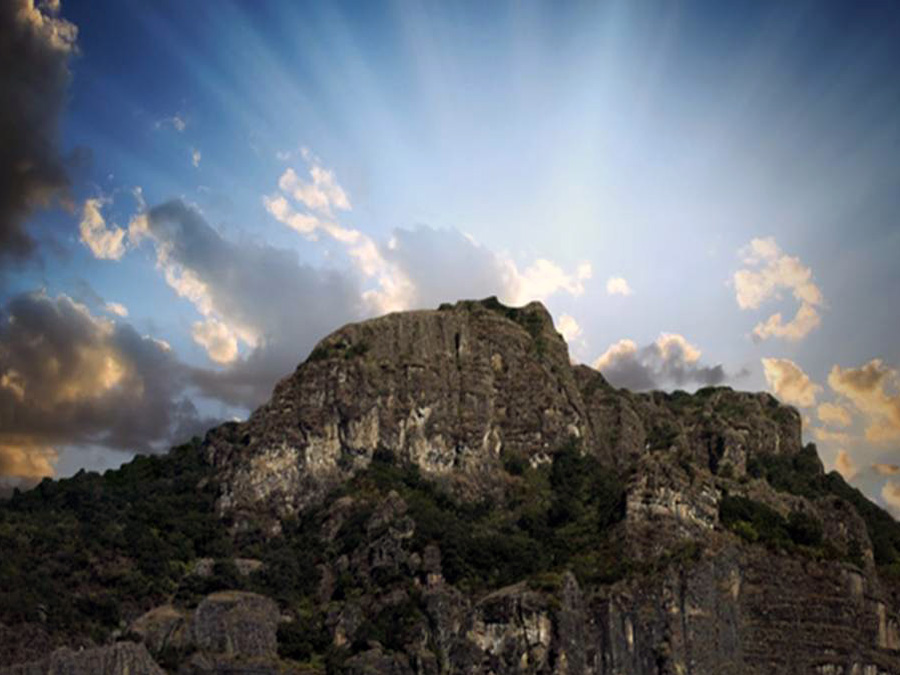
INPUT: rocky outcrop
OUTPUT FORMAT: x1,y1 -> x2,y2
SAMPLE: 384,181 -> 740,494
205,299 -> 804,535
191,591 -> 279,659
0,642 -> 164,675
205,300 -> 596,531
126,591 -> 293,673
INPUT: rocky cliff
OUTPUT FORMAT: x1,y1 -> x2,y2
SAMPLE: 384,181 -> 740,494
2,297 -> 900,674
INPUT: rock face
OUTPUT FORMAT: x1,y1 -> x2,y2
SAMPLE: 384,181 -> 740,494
3,297 -> 900,674
206,299 -> 801,534
0,642 -> 164,675
206,299 -> 593,530
191,591 -> 279,658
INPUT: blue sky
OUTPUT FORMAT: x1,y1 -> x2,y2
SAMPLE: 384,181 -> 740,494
2,0 -> 899,510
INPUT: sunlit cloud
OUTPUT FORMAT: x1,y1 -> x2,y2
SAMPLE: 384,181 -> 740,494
104,301 -> 128,317
276,158 -> 350,217
556,314 -> 582,344
734,237 -> 824,341
828,359 -> 900,443
593,333 -> 725,391
761,357 -> 821,407
882,481 -> 900,517
131,199 -> 360,406
0,290 -> 208,465
191,317 -> 239,365
191,148 -> 202,168
79,197 -> 126,260
817,401 -> 853,428
606,276 -> 633,296
833,449 -> 857,480
811,427 -> 854,445
873,464 -> 900,477
265,153 -> 593,316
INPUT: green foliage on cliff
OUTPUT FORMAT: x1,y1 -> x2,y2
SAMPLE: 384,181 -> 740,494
0,438 -> 229,642
748,446 -> 900,567
333,441 -> 627,592
720,495 -> 822,551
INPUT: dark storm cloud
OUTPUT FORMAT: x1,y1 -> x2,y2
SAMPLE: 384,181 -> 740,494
593,334 -> 728,392
0,0 -> 78,263
140,200 -> 362,408
0,291 -> 213,471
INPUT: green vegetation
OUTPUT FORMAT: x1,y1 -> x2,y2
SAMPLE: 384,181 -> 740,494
308,338 -> 369,362
0,439 -> 229,642
0,438 -> 323,650
331,440 -> 628,592
747,446 -> 900,568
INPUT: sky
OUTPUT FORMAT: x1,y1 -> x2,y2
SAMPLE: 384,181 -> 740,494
1,0 -> 899,512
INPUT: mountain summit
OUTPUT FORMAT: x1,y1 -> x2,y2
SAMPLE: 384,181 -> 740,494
2,298 -> 900,674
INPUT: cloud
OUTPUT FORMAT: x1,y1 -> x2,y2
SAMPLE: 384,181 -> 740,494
828,359 -> 900,443
0,443 -> 58,479
873,464 -> 900,477
733,237 -> 824,341
276,161 -> 350,217
265,153 -> 592,315
817,401 -> 853,428
0,291 -> 211,479
606,276 -> 633,296
0,0 -> 78,262
364,226 -> 591,314
155,114 -> 186,132
104,301 -> 128,317
192,318 -> 238,365
79,198 -> 127,260
593,333 -> 726,391
834,449 -> 857,480
882,481 -> 900,516
556,314 -> 582,344
810,427 -> 854,445
761,357 -> 821,407
191,148 -> 202,168
133,199 -> 361,406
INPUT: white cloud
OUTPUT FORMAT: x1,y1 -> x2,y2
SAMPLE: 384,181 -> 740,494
503,258 -> 591,306
761,357 -> 821,407
265,153 -> 593,316
606,276 -> 633,296
79,198 -> 126,260
834,449 -> 857,480
156,114 -> 186,132
276,164 -> 350,217
191,148 -> 201,168
817,401 -> 853,428
556,314 -> 582,344
733,237 -> 824,341
594,338 -> 638,372
104,301 -> 128,318
828,359 -> 900,443
192,318 -> 239,365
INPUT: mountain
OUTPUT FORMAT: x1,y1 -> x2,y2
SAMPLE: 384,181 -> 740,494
2,297 -> 900,674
